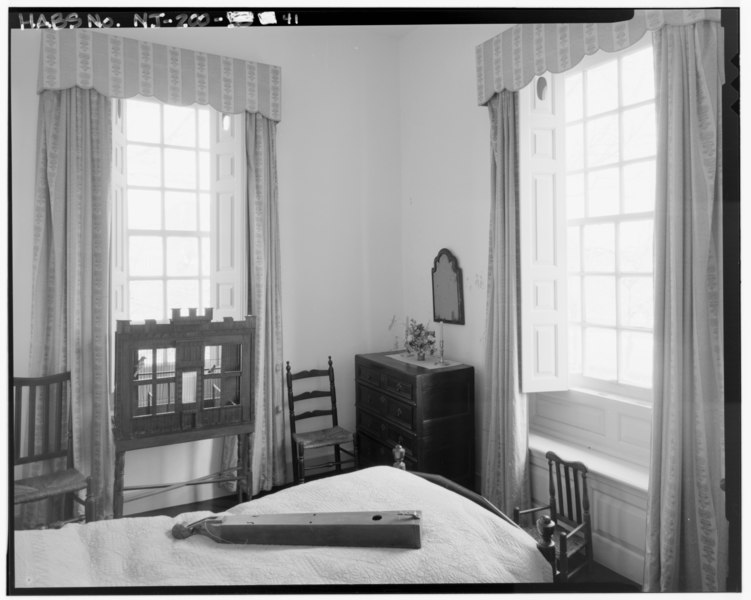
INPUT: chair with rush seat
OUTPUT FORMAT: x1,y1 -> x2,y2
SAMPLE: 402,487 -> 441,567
12,372 -> 93,528
285,357 -> 357,484
514,451 -> 594,583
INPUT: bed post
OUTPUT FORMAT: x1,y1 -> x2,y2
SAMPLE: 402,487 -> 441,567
392,444 -> 406,470
537,514 -> 558,582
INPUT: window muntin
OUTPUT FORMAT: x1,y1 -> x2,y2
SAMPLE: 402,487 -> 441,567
563,40 -> 655,400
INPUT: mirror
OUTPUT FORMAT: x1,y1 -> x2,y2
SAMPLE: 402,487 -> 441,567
432,248 -> 465,325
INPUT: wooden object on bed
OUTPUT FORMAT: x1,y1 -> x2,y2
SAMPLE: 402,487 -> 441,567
513,450 -> 593,583
12,372 -> 93,527
112,310 -> 255,518
285,356 -> 357,484
172,510 -> 422,548
355,351 -> 475,490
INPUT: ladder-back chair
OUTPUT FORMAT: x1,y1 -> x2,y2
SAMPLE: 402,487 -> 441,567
514,451 -> 594,582
12,372 -> 93,528
285,357 -> 357,484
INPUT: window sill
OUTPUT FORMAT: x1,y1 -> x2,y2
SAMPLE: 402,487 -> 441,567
529,432 -> 649,493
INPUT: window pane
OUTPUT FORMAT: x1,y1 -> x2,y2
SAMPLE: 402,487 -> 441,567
164,148 -> 197,189
622,46 -> 655,106
567,225 -> 581,272
198,151 -> 210,191
586,60 -> 618,117
567,174 -> 585,219
198,109 -> 210,149
129,280 -> 164,321
584,276 -> 616,325
165,192 -> 197,231
582,223 -> 615,271
586,114 -> 619,167
619,220 -> 653,272
568,275 -> 581,322
623,104 -> 656,161
202,278 -> 211,309
167,279 -> 200,312
620,330 -> 653,387
201,237 -> 210,276
126,100 -> 160,143
163,105 -> 196,148
129,236 -> 163,276
623,160 -> 655,214
620,276 -> 654,328
166,237 -> 199,276
199,193 -> 211,232
566,123 -> 584,171
127,145 -> 161,187
587,167 -> 620,217
584,327 -> 617,381
565,72 -> 583,122
128,189 -> 162,230
569,325 -> 582,375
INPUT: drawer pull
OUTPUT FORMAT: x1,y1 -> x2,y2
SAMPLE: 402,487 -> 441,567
380,423 -> 386,432
396,407 -> 403,417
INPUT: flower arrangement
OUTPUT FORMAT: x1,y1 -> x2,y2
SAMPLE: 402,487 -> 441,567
405,318 -> 436,359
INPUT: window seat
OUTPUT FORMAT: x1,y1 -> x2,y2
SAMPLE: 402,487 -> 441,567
528,432 -> 648,493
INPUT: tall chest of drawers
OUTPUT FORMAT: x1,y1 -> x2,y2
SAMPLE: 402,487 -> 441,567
355,351 -> 475,491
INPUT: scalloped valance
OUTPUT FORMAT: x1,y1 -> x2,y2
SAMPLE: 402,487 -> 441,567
475,8 -> 722,105
38,30 -> 281,121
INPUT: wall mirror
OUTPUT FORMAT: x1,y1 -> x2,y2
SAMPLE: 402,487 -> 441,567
432,248 -> 465,325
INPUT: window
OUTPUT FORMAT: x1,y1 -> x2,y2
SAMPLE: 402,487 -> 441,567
111,98 -> 246,323
520,38 -> 655,402
564,43 -> 655,400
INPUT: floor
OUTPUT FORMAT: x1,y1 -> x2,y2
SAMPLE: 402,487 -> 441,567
133,491 -> 641,591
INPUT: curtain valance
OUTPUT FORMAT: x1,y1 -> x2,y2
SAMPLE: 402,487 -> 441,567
475,8 -> 722,105
38,30 -> 281,121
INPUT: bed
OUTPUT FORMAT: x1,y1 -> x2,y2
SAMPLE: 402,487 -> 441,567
12,466 -> 553,590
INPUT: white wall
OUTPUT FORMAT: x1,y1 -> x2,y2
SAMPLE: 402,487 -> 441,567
10,26 -> 404,512
398,24 -> 511,485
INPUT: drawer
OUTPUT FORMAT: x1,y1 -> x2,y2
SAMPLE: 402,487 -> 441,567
386,396 -> 414,430
357,410 -> 417,457
383,374 -> 412,401
356,364 -> 383,388
357,385 -> 388,417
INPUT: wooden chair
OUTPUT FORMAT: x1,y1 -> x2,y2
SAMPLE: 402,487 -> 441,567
514,451 -> 594,583
12,372 -> 93,528
285,357 -> 357,484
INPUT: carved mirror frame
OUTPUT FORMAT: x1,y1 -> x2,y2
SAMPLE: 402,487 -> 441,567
432,248 -> 465,325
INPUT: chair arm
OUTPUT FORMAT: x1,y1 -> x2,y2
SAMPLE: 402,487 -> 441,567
561,521 -> 587,539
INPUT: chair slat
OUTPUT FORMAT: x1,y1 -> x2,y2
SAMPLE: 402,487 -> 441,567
574,471 -> 582,523
27,385 -> 37,460
292,390 -> 332,402
564,464 -> 573,520
295,408 -> 334,421
555,462 -> 564,515
14,386 -> 23,459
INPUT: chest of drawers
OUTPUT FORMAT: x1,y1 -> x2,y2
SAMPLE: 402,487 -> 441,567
355,351 -> 475,490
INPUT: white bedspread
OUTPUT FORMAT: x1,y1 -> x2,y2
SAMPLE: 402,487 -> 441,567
14,466 -> 552,588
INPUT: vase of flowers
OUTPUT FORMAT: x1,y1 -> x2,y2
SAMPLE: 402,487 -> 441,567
405,319 -> 436,360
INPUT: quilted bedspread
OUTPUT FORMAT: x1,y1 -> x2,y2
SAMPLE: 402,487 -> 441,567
13,466 -> 552,588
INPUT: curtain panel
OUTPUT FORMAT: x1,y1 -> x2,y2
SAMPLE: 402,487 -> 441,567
475,9 -> 721,105
37,30 -> 281,120
644,20 -> 726,592
481,90 -> 529,516
26,88 -> 114,523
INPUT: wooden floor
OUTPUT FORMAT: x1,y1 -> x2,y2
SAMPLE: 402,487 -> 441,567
133,492 -> 641,591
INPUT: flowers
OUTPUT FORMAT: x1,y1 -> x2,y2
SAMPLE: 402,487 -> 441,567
405,318 -> 436,357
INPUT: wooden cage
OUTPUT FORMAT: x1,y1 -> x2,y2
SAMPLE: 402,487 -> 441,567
112,309 -> 255,517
